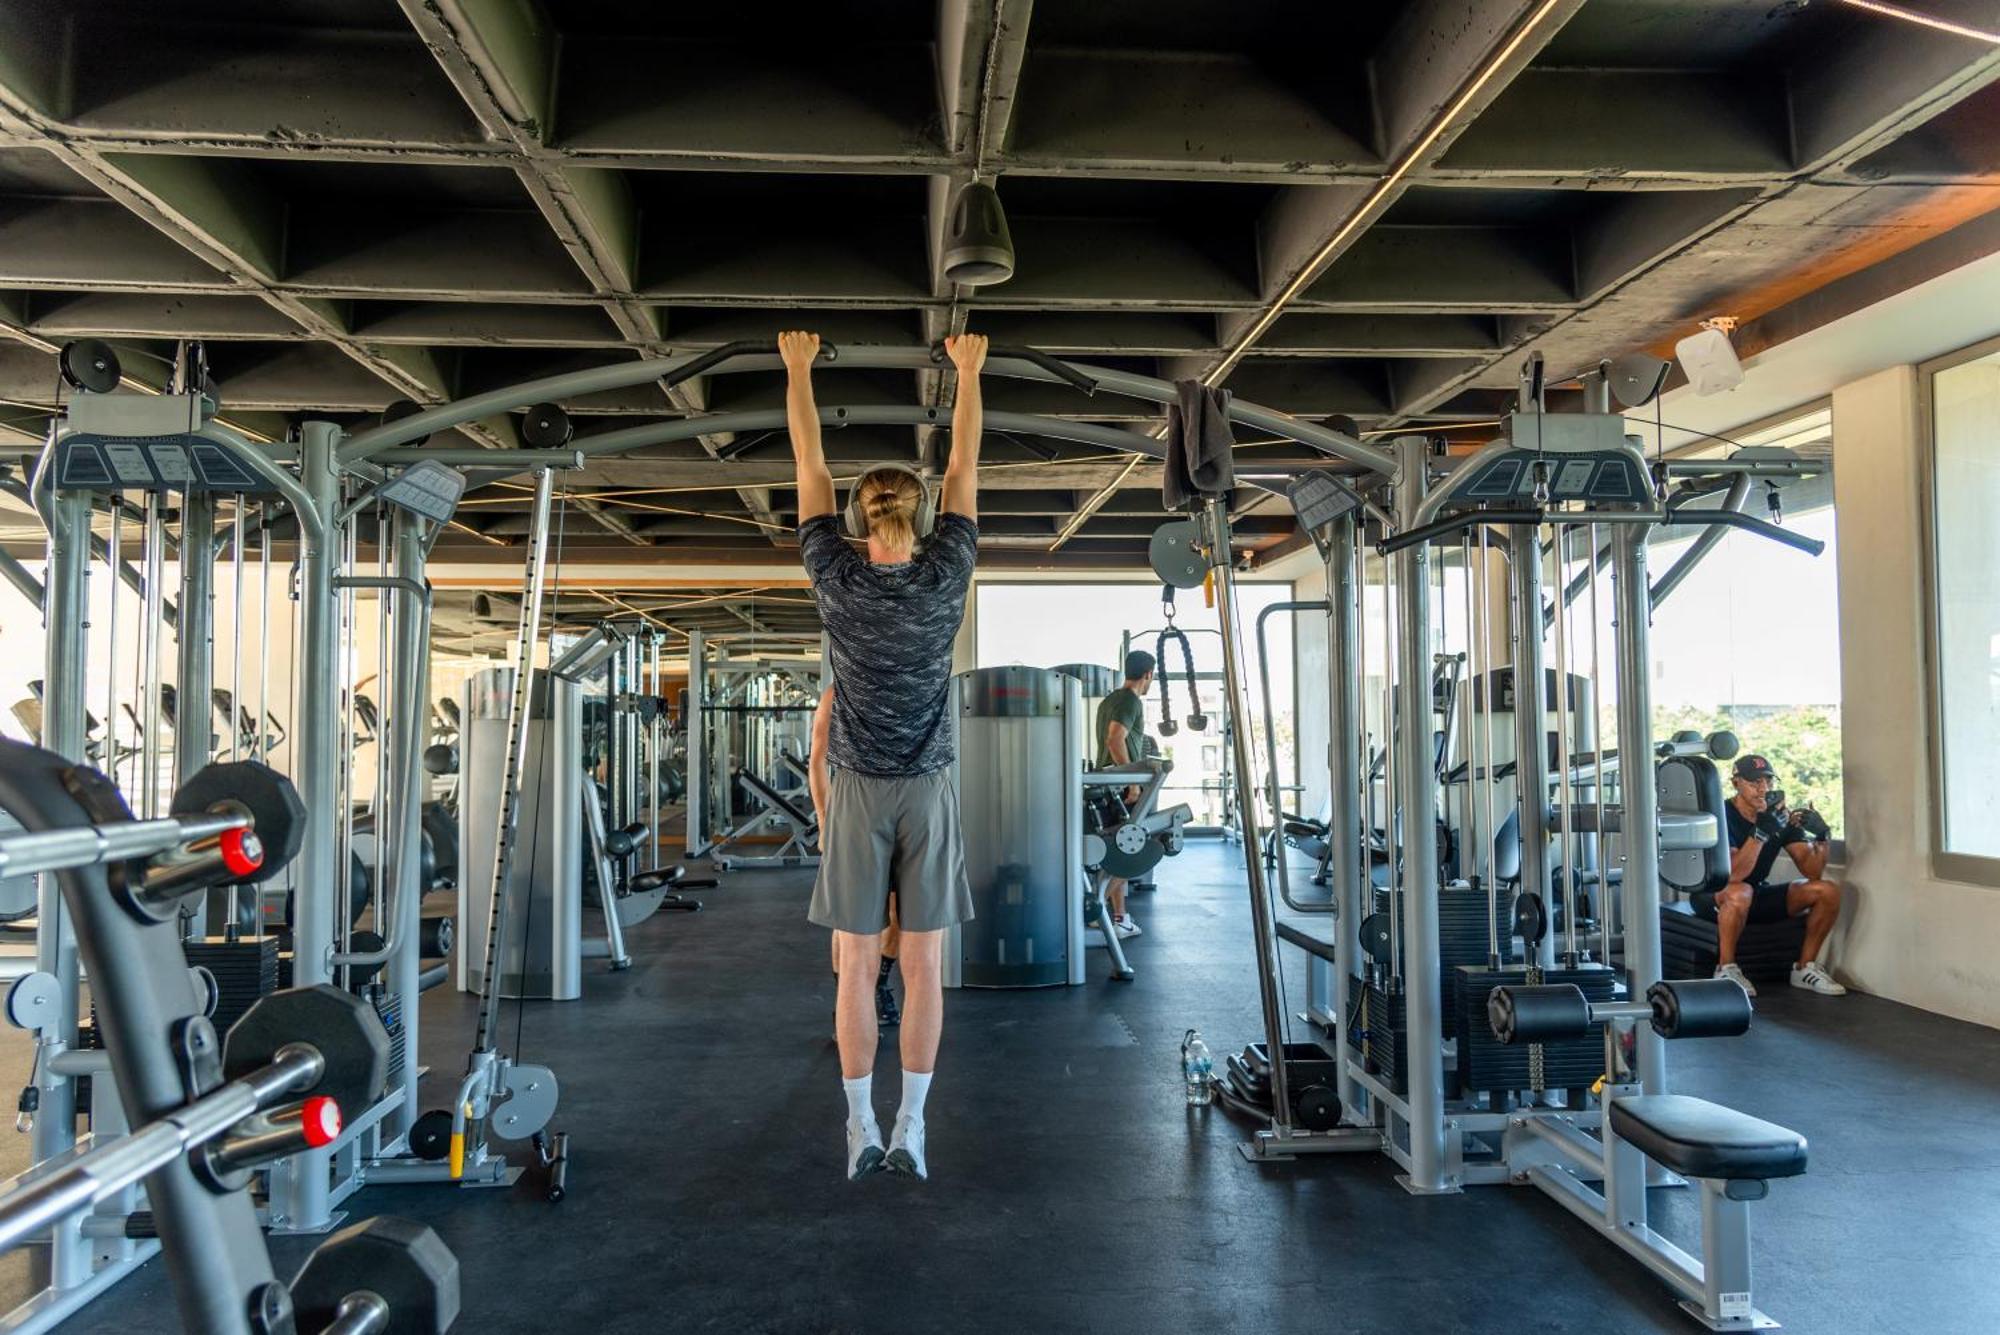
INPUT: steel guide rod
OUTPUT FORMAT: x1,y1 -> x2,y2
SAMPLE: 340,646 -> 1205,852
1325,514 -> 1364,1119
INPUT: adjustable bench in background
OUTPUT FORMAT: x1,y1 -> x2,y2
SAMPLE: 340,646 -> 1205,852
694,762 -> 819,872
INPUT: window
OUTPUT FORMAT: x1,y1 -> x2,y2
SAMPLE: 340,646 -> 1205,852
1645,407 -> 1844,834
1928,339 -> 2000,875
974,582 -> 1296,830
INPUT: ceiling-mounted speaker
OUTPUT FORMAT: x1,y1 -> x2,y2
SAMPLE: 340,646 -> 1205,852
1607,353 -> 1672,409
1674,326 -> 1743,396
942,181 -> 1015,287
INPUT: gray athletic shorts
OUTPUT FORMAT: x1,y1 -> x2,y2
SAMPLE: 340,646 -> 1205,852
809,768 -> 974,934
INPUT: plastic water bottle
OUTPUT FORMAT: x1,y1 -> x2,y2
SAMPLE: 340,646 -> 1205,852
1182,1029 -> 1214,1106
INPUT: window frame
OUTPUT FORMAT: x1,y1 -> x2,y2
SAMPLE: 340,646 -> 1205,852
1920,332 -> 2000,888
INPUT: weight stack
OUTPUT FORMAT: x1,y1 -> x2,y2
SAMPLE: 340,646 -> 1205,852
1346,977 -> 1408,1094
185,936 -> 280,1042
1370,886 -> 1515,1039
1454,963 -> 1619,1096
369,986 -> 407,1094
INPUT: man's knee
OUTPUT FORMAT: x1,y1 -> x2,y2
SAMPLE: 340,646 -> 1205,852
1718,883 -> 1752,914
895,929 -> 943,976
835,929 -> 881,972
1806,879 -> 1841,913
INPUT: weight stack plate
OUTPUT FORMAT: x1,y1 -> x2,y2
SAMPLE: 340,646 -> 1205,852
371,988 -> 406,1093
1368,887 -> 1515,1040
1345,977 -> 1408,1095
1454,963 -> 1620,1096
185,936 -> 281,1042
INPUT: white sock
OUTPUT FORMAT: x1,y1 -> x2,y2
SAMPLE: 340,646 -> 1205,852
842,1075 -> 875,1130
899,1069 -> 933,1127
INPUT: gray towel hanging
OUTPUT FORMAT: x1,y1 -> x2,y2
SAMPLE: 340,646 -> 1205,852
1164,379 -> 1235,511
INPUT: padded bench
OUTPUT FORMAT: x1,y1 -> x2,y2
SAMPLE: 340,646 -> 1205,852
1609,1094 -> 1808,1183
1660,901 -> 1808,985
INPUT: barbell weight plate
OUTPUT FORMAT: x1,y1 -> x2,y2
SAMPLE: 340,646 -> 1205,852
1512,890 -> 1549,946
169,762 -> 306,885
222,984 -> 390,1122
409,1108 -> 454,1162
289,1216 -> 461,1335
1358,912 -> 1394,968
1292,1083 -> 1341,1133
1148,520 -> 1207,590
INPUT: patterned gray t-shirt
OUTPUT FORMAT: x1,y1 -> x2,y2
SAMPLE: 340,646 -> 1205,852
800,512 -> 978,776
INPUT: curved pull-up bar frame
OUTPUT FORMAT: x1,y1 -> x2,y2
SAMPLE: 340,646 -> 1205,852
334,343 -> 1392,476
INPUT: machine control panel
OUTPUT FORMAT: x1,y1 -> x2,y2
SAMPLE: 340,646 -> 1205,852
54,434 -> 276,494
1450,448 -> 1650,506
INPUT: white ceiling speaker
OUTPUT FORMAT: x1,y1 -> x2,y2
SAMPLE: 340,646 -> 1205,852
942,181 -> 1014,287
1608,353 -> 1672,409
1675,318 -> 1743,396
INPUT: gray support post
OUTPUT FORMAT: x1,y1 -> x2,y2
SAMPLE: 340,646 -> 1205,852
1391,438 -> 1450,1192
386,515 -> 430,1143
1697,1183 -> 1756,1326
1611,523 -> 1668,1097
34,486 -> 89,1287
1325,514 -> 1363,1119
684,629 -> 706,858
272,420 -> 340,1233
1509,522 -> 1555,969
1202,497 -> 1291,1129
176,494 -> 215,936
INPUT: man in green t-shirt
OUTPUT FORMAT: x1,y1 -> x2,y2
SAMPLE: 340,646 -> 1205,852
1093,650 -> 1156,938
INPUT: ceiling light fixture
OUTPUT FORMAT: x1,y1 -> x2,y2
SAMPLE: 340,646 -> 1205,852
942,181 -> 1015,287
1837,0 -> 2000,45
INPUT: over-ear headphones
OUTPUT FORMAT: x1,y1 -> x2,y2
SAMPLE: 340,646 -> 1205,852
843,462 -> 938,540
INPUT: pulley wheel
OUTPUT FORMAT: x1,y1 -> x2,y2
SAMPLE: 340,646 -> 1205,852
1148,520 -> 1206,590
520,402 -> 574,448
1512,891 -> 1549,946
1358,912 -> 1393,967
59,340 -> 121,394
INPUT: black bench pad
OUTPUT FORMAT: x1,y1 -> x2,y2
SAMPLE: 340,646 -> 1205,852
1609,1094 -> 1808,1181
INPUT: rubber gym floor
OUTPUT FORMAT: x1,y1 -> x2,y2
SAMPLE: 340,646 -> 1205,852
7,842 -> 1994,1334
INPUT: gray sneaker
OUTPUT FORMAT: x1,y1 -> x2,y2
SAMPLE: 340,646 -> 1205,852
847,1119 -> 886,1181
886,1116 -> 927,1181
1715,962 -> 1757,997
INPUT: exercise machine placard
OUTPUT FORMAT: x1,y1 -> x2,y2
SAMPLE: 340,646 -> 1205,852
56,435 -> 276,494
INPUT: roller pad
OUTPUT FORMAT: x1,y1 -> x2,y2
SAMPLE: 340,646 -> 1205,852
1487,982 -> 1591,1045
1647,977 -> 1753,1039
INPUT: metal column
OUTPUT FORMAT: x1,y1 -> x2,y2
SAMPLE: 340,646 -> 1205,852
34,485 -> 89,1289
1611,521 -> 1668,1097
1509,523 -> 1555,969
272,420 -> 340,1232
1391,438 -> 1450,1193
386,515 -> 429,1141
1324,514 -> 1363,1119
1202,498 -> 1290,1129
176,494 -> 215,936
683,629 -> 706,859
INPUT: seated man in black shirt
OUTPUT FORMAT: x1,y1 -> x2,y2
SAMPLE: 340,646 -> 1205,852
1691,753 -> 1846,996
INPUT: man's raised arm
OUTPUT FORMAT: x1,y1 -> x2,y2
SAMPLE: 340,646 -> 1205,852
780,330 -> 834,522
940,333 -> 987,522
